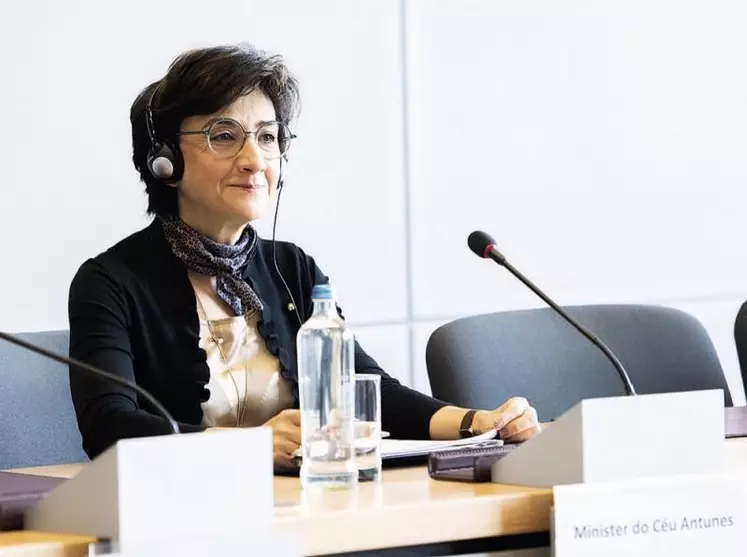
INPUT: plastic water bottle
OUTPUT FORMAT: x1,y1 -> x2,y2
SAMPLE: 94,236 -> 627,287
296,283 -> 357,490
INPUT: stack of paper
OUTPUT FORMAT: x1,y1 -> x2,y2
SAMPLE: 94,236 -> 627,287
290,429 -> 500,463
381,430 -> 500,459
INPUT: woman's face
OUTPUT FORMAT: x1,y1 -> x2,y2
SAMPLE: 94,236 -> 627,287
176,89 -> 281,237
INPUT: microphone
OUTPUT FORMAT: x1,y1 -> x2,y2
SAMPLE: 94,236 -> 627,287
467,230 -> 637,396
0,331 -> 180,434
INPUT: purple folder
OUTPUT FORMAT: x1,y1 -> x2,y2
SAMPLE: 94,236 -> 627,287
0,471 -> 67,531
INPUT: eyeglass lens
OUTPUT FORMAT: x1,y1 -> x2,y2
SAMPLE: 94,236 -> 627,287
207,119 -> 292,159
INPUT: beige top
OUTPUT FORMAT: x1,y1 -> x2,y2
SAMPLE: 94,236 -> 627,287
198,310 -> 294,428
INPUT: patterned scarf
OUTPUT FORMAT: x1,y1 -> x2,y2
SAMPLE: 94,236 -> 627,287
160,216 -> 263,315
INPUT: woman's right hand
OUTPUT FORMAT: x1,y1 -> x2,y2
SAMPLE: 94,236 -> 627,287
264,409 -> 302,467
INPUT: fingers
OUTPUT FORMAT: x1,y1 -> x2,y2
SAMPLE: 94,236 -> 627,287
493,397 -> 530,430
272,427 -> 301,467
286,424 -> 302,446
274,450 -> 296,467
274,435 -> 300,460
499,406 -> 542,442
280,409 -> 301,427
486,397 -> 542,442
355,421 -> 374,438
275,411 -> 301,445
269,410 -> 302,466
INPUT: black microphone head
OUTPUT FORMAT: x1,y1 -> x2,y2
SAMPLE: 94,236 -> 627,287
468,230 -> 497,259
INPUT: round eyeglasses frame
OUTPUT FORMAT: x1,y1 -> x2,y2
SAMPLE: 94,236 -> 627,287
175,118 -> 296,160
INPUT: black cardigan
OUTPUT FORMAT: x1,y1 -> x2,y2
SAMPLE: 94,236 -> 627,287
68,219 -> 447,458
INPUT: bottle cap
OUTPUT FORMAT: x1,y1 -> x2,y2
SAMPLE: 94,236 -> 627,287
311,283 -> 334,300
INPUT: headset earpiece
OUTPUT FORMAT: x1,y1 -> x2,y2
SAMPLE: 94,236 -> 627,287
144,83 -> 184,185
146,139 -> 184,184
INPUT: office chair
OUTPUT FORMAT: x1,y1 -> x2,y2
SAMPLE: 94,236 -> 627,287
733,301 -> 747,398
0,330 -> 88,469
426,304 -> 732,423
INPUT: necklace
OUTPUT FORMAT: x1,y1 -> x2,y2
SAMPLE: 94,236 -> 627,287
194,291 -> 253,427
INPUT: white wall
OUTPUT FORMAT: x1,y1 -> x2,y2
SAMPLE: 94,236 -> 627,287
1,0 -> 745,404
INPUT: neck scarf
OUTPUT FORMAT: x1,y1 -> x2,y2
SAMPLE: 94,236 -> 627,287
160,216 -> 263,315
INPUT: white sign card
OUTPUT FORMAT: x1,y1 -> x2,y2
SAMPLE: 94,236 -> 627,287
552,472 -> 747,556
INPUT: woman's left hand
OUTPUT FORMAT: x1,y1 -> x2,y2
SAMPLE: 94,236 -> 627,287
472,397 -> 542,442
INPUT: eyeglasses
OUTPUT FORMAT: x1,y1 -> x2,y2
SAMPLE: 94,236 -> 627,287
176,118 -> 295,160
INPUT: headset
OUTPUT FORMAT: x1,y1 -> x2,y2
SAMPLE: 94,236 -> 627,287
272,156 -> 303,328
145,81 -> 184,185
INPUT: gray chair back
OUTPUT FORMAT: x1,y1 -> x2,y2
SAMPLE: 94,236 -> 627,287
0,330 -> 87,469
733,300 -> 747,396
426,304 -> 732,422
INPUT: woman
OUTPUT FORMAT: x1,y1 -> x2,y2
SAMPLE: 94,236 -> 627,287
68,43 -> 542,467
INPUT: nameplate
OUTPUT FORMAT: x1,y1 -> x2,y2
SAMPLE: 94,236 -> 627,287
26,428 -> 275,551
552,473 -> 747,556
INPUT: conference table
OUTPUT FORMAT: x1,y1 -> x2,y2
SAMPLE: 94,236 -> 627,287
3,437 -> 747,556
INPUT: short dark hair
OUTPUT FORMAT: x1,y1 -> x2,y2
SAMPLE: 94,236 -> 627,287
130,43 -> 301,217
